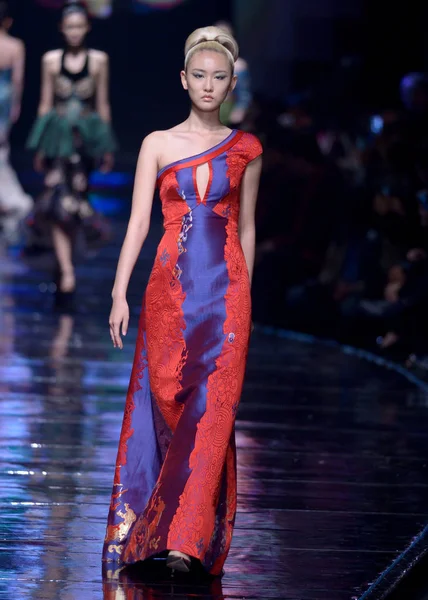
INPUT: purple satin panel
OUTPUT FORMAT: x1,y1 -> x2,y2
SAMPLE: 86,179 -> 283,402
103,327 -> 162,562
207,154 -> 232,204
121,384 -> 162,506
103,129 -> 258,575
175,166 -> 197,208
148,163 -> 230,540
177,207 -> 229,395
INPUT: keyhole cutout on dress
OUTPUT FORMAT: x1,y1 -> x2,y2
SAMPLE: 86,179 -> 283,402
194,162 -> 212,204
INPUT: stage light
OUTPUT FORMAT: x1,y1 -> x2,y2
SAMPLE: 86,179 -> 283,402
87,0 -> 112,17
35,0 -> 113,18
132,0 -> 188,12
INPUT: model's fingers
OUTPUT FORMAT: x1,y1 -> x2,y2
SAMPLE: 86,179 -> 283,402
114,323 -> 122,349
109,324 -> 117,347
122,316 -> 129,337
109,320 -> 122,348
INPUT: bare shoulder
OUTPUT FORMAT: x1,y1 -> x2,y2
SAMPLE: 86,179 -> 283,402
0,35 -> 24,62
9,36 -> 25,55
159,125 -> 191,145
139,131 -> 167,155
42,49 -> 62,70
89,49 -> 109,66
147,129 -> 180,146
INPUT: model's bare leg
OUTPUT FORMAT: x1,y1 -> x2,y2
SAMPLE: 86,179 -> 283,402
52,225 -> 75,292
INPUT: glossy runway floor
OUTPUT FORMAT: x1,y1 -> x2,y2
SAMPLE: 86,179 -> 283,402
1,179 -> 428,599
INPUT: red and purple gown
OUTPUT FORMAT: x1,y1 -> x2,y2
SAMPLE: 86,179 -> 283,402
103,130 -> 262,576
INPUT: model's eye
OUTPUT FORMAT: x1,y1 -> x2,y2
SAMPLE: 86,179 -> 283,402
192,73 -> 204,79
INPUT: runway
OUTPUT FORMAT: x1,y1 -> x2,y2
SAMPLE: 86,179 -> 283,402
1,173 -> 428,599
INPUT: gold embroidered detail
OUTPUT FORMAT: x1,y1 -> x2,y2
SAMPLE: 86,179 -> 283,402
149,536 -> 161,551
104,502 -> 136,543
107,544 -> 124,555
103,566 -> 125,580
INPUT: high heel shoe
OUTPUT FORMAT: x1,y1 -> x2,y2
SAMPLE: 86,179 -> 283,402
166,550 -> 191,573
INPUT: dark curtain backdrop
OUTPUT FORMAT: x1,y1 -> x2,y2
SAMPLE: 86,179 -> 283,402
362,0 -> 428,107
234,0 -> 428,111
9,0 -> 232,163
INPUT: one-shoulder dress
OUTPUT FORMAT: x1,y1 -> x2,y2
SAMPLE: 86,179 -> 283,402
103,130 -> 262,577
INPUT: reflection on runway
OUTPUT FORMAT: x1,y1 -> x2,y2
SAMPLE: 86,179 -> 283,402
1,184 -> 428,600
102,558 -> 225,600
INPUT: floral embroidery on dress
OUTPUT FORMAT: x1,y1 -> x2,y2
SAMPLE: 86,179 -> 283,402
103,132 -> 262,576
177,210 -> 193,255
160,248 -> 170,266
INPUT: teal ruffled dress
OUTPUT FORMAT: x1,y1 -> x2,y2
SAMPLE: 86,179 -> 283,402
26,50 -> 116,243
27,109 -> 116,159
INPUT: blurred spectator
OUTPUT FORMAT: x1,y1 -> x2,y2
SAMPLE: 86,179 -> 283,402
251,70 -> 428,368
215,20 -> 253,128
252,123 -> 347,324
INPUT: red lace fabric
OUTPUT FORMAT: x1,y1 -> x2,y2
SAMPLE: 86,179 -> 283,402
103,131 -> 263,576
145,171 -> 189,431
167,133 -> 260,573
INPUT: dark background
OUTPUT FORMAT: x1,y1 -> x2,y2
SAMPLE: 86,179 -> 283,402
7,0 -> 428,160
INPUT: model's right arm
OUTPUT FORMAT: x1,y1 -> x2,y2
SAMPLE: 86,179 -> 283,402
38,53 -> 55,116
109,133 -> 160,349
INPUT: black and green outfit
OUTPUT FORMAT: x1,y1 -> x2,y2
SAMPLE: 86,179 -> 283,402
27,50 -> 116,239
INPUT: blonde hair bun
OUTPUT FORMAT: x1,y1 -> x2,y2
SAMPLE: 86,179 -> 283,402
184,26 -> 239,70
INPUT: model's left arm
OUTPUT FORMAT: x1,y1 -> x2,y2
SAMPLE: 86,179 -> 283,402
96,52 -> 111,122
96,52 -> 115,172
11,39 -> 25,123
239,155 -> 262,285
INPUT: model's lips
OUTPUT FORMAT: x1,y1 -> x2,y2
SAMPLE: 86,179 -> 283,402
202,96 -> 214,101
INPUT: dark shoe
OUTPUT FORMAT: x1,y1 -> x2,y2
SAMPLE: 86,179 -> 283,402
166,550 -> 191,573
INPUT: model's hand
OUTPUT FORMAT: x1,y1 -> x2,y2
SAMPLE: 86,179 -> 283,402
100,152 -> 114,174
109,297 -> 129,350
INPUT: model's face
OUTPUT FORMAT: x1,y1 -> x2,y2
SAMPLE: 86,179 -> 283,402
181,50 -> 236,112
61,13 -> 90,48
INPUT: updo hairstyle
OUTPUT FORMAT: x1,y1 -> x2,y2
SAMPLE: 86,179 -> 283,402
184,26 -> 239,72
62,0 -> 89,19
